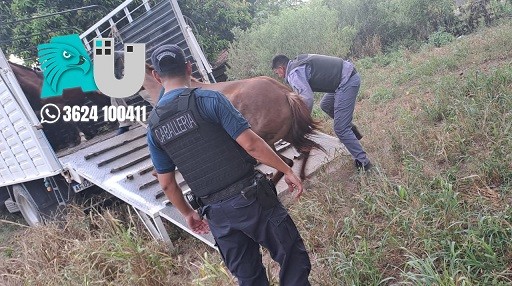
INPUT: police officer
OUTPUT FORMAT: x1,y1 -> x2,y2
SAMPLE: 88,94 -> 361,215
147,45 -> 311,286
272,54 -> 372,171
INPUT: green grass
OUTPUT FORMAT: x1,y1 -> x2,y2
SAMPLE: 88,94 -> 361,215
331,21 -> 512,285
0,208 -> 24,279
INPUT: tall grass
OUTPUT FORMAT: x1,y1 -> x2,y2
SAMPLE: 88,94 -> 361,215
0,206 -> 218,285
310,20 -> 512,285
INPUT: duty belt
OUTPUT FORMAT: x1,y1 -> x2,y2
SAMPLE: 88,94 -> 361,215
199,172 -> 255,205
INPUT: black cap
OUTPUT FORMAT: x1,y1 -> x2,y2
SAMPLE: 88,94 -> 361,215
150,44 -> 187,73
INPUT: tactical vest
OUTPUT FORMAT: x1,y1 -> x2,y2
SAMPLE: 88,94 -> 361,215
148,88 -> 256,197
286,54 -> 344,93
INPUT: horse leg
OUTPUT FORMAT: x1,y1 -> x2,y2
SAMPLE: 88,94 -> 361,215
43,119 -> 81,150
270,145 -> 294,184
298,150 -> 311,180
76,121 -> 98,140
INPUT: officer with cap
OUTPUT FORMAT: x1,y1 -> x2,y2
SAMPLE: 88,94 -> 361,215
272,54 -> 372,171
147,44 -> 311,285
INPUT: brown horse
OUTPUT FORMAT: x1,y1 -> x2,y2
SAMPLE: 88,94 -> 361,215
8,62 -> 83,150
8,62 -> 44,110
143,64 -> 324,182
8,61 -> 111,142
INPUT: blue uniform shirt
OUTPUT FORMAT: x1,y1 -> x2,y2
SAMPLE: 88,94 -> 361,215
147,88 -> 251,174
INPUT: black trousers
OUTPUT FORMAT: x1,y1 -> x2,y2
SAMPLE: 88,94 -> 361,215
204,193 -> 311,286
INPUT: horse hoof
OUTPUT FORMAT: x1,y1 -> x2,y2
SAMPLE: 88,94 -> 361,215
117,126 -> 130,135
80,131 -> 97,140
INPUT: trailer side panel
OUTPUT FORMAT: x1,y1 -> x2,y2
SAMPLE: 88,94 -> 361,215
0,50 -> 62,188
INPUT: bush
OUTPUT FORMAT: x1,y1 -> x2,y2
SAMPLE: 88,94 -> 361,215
228,0 -> 355,79
227,0 -> 512,74
451,0 -> 512,35
322,0 -> 457,56
428,29 -> 456,47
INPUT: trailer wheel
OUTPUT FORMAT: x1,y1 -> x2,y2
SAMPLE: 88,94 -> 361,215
12,184 -> 44,226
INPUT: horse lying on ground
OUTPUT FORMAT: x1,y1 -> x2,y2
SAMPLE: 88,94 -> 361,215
143,64 -> 324,182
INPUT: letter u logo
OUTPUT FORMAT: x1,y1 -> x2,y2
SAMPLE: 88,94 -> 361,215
93,38 -> 145,98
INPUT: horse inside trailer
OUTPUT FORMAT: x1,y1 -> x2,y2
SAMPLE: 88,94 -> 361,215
8,61 -> 115,150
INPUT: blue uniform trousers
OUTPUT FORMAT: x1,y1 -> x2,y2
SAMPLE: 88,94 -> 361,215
204,193 -> 311,286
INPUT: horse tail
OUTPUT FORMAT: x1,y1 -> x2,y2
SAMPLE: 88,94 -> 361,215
285,92 -> 325,153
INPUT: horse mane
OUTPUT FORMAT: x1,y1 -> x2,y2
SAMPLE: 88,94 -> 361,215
255,76 -> 297,95
8,61 -> 37,72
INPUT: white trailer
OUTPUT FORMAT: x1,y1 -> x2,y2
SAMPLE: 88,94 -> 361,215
0,0 -> 344,248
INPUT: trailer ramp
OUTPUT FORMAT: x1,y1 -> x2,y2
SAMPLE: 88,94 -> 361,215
59,125 -> 345,248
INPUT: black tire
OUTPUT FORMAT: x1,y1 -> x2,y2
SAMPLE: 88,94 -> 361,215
12,184 -> 43,226
12,182 -> 60,226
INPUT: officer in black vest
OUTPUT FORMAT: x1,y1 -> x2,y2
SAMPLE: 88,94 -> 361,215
147,45 -> 311,285
272,54 -> 372,171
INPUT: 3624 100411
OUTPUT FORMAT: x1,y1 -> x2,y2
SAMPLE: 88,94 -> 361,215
62,105 -> 147,122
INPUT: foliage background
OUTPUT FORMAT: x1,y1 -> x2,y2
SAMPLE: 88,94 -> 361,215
227,0 -> 512,78
0,0 -> 122,61
0,0 -> 304,62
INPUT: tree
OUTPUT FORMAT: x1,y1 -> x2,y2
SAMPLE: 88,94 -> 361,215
0,0 -> 14,53
0,0 -> 298,63
179,0 -> 253,62
0,0 -> 119,62
247,0 -> 305,24
179,0 -> 306,61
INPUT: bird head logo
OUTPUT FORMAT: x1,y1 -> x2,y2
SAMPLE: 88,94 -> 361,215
38,34 -> 98,98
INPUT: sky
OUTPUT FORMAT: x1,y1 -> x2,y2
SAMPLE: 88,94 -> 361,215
8,54 -> 24,64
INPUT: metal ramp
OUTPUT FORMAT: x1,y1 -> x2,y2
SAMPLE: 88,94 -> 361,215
59,125 -> 345,248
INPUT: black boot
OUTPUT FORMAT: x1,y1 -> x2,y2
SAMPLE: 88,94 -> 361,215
355,160 -> 373,172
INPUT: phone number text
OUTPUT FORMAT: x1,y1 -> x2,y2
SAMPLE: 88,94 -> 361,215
62,106 -> 147,122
